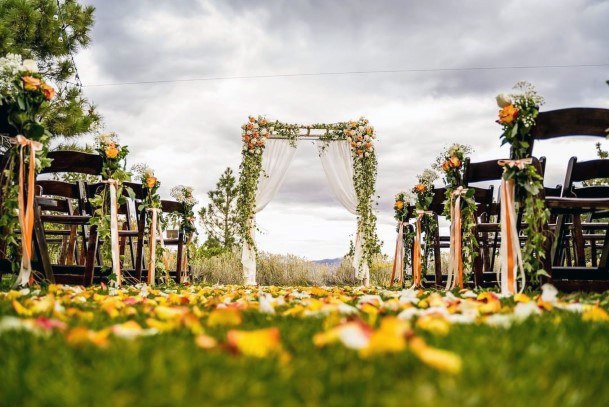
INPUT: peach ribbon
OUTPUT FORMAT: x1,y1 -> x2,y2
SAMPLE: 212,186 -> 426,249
447,187 -> 467,290
14,135 -> 43,286
146,208 -> 170,285
102,179 -> 122,286
390,221 -> 407,287
498,160 -> 528,294
146,208 -> 161,285
412,210 -> 433,288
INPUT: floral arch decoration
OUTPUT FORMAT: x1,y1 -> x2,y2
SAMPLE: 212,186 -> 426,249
236,115 -> 380,285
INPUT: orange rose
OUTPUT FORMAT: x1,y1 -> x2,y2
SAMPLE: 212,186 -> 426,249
22,76 -> 41,91
249,116 -> 256,123
449,156 -> 461,168
442,161 -> 451,172
42,83 -> 55,100
498,104 -> 519,124
243,135 -> 250,142
246,123 -> 254,130
414,183 -> 427,193
105,145 -> 119,159
146,176 -> 157,189
260,119 -> 267,125
395,200 -> 404,209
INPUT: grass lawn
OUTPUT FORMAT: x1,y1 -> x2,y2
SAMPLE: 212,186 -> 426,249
1,284 -> 609,406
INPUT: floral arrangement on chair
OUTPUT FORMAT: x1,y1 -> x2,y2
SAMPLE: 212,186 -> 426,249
433,144 -> 477,287
89,133 -> 131,284
411,169 -> 439,283
0,54 -> 55,282
495,81 -> 549,282
133,163 -> 167,284
170,185 -> 199,280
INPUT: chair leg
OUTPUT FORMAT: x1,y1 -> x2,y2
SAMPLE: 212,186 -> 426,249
83,225 -> 98,286
572,214 -> 586,267
433,216 -> 442,287
33,205 -> 55,284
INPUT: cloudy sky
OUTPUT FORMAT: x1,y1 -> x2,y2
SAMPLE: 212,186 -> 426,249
73,0 -> 609,260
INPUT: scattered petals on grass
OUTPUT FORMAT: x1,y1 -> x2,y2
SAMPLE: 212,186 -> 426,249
227,327 -> 283,358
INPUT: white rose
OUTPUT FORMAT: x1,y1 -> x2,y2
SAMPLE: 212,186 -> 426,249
496,93 -> 512,108
144,167 -> 154,178
242,145 -> 248,151
364,135 -> 370,141
21,59 -> 38,73
253,123 -> 259,129
346,136 -> 352,142
256,148 -> 262,154
261,128 -> 268,135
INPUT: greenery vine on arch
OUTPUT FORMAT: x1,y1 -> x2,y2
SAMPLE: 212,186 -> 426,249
236,115 -> 380,278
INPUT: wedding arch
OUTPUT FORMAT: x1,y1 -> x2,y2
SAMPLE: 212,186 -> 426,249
236,115 -> 380,286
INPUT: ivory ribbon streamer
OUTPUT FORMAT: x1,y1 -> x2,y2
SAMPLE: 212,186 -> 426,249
103,179 -> 122,286
497,159 -> 530,294
146,208 -> 162,285
447,187 -> 467,290
14,135 -> 42,286
390,221 -> 406,287
180,233 -> 193,282
412,210 -> 434,288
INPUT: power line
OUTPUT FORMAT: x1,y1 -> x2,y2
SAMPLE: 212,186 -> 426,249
83,63 -> 609,88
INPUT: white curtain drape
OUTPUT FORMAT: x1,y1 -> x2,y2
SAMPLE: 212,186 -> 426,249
317,140 -> 370,284
242,139 -> 297,284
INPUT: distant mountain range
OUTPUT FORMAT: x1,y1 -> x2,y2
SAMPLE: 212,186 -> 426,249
313,258 -> 342,267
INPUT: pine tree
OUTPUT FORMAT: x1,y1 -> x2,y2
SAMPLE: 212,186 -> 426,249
0,0 -> 101,138
199,167 -> 239,250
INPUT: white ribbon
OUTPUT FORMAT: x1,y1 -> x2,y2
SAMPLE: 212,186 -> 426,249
147,208 -> 163,286
446,187 -> 467,290
390,221 -> 406,287
103,179 -> 122,286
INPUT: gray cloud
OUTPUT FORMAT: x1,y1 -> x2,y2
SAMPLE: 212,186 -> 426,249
75,0 -> 609,259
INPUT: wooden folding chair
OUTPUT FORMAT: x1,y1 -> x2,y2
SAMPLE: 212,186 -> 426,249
546,157 -> 609,291
527,107 -> 609,290
32,151 -> 103,285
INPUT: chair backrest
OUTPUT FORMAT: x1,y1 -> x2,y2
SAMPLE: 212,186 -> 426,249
161,200 -> 184,214
36,180 -> 83,213
562,157 -> 609,198
463,156 -> 547,185
40,150 -> 103,176
429,187 -> 446,214
528,108 -> 609,156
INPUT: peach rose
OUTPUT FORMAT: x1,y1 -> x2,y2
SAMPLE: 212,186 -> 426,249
442,161 -> 451,172
105,145 -> 119,159
42,83 -> 55,100
395,200 -> 404,209
146,176 -> 157,189
22,76 -> 41,91
498,104 -> 519,125
414,183 -> 427,193
449,156 -> 461,168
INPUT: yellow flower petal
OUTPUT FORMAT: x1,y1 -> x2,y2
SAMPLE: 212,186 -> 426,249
227,327 -> 281,358
409,337 -> 462,374
582,305 -> 609,322
207,308 -> 242,327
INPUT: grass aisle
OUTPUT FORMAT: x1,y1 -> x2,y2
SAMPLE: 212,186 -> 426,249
1,285 -> 608,406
